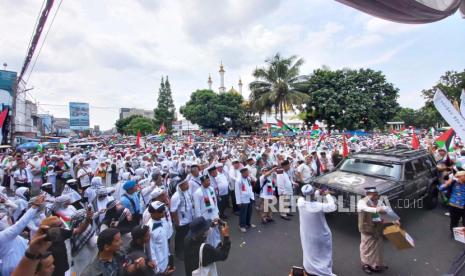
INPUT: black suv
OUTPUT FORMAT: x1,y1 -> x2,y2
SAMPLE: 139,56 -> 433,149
313,147 -> 439,210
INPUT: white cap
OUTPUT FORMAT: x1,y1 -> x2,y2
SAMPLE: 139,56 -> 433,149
301,184 -> 314,196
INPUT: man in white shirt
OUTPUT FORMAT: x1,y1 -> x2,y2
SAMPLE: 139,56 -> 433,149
170,179 -> 195,260
77,162 -> 92,190
296,156 -> 314,186
146,201 -> 175,274
235,168 -> 255,233
216,163 -> 230,219
298,184 -> 337,276
13,160 -> 29,188
193,175 -> 221,246
277,160 -> 297,220
188,164 -> 201,195
228,160 -> 241,214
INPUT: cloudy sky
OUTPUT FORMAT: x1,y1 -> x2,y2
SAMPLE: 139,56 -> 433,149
1,0 -> 464,130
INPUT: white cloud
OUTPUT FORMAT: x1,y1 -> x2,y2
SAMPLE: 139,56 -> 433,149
343,34 -> 383,49
364,17 -> 422,35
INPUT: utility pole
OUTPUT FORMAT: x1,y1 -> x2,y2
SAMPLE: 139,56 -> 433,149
12,0 -> 55,145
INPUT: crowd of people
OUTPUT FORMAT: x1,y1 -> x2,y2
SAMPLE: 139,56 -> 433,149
0,130 -> 461,276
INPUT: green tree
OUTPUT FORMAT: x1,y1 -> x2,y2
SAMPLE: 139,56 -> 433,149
421,70 -> 465,105
154,76 -> 176,132
180,89 -> 255,134
392,107 -> 416,127
115,114 -> 142,134
419,70 -> 465,127
249,53 -> 310,121
124,117 -> 155,135
304,68 -> 399,130
414,105 -> 445,129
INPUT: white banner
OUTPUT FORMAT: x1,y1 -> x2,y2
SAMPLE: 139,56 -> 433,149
434,89 -> 465,140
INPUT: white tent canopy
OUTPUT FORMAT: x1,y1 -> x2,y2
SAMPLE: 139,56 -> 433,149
336,0 -> 465,24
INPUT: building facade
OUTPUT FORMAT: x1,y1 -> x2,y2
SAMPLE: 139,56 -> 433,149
172,119 -> 200,135
119,108 -> 154,120
14,98 -> 39,137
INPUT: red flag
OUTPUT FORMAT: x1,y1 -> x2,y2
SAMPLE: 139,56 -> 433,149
0,108 -> 8,128
312,123 -> 319,130
136,130 -> 141,147
411,129 -> 420,149
342,135 -> 349,157
158,123 -> 166,135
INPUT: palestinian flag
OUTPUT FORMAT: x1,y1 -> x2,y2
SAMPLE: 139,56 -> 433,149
56,212 -> 72,229
40,157 -> 48,174
276,119 -> 294,132
316,131 -> 326,148
435,128 -> 455,152
310,129 -> 321,139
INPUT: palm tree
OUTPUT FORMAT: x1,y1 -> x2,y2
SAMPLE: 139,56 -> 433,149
248,53 -> 310,121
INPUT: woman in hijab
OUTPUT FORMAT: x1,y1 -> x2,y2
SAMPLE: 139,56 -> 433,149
12,187 -> 30,222
84,176 -> 103,204
114,172 -> 130,201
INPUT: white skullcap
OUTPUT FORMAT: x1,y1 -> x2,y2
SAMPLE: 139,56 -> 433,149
301,184 -> 314,196
150,187 -> 164,199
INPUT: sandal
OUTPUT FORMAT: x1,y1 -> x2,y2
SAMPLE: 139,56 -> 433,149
373,266 -> 388,272
362,264 -> 373,274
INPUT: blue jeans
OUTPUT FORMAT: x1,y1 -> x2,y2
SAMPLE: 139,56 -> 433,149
239,202 -> 253,228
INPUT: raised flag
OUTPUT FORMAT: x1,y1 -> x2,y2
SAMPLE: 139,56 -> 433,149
158,123 -> 166,135
435,128 -> 455,152
411,130 -> 420,150
342,135 -> 349,158
276,119 -> 294,132
40,157 -> 47,174
0,108 -> 8,128
136,130 -> 141,147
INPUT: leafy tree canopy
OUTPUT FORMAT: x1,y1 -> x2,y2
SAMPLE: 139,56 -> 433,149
303,68 -> 399,130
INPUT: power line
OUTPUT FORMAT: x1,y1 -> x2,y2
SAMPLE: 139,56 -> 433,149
21,0 -> 46,71
25,0 -> 64,84
17,0 -> 55,83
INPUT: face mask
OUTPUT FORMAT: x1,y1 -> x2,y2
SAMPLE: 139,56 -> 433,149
24,191 -> 31,201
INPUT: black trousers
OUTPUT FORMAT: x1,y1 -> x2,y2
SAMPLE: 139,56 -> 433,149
229,190 -> 239,212
218,194 -> 229,217
450,206 -> 465,231
239,203 -> 253,228
175,224 -> 190,260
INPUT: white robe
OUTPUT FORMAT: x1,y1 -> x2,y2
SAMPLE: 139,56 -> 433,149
193,186 -> 220,246
297,195 -> 337,276
0,208 -> 37,276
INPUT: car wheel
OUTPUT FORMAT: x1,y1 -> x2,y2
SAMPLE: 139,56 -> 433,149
424,185 -> 438,210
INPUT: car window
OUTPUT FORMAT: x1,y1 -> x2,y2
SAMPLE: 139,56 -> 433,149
422,157 -> 433,169
404,162 -> 415,180
412,159 -> 426,173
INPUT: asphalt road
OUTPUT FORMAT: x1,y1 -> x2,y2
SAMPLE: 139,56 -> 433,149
173,203 -> 464,276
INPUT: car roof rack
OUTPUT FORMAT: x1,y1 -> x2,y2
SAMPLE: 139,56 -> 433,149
355,149 -> 427,159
